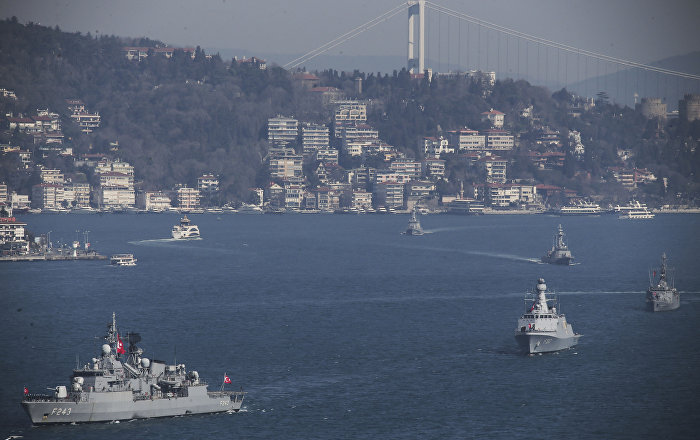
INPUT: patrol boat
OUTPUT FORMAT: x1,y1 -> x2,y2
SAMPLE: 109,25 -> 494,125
515,278 -> 581,354
402,206 -> 424,236
171,215 -> 200,239
541,224 -> 574,265
646,253 -> 680,312
22,313 -> 244,424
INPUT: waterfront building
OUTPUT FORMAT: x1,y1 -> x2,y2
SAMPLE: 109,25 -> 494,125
138,191 -> 172,211
99,186 -> 135,209
373,181 -> 405,209
31,184 -> 64,209
63,183 -> 91,207
0,183 -> 7,203
352,190 -> 373,210
9,192 -> 30,211
197,174 -> 219,194
176,187 -> 200,211
0,216 -> 28,254
407,180 -> 436,198
284,184 -> 303,209
485,183 -> 538,207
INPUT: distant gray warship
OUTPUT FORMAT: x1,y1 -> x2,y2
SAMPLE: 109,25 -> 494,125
402,206 -> 424,236
22,313 -> 244,424
515,278 -> 581,354
541,224 -> 574,265
646,253 -> 680,312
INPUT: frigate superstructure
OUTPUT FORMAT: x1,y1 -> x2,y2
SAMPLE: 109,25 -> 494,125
541,224 -> 574,265
515,278 -> 581,354
646,253 -> 679,312
22,313 -> 244,424
402,206 -> 424,236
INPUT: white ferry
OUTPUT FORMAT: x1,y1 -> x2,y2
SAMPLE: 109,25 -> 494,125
171,215 -> 200,239
615,201 -> 655,219
558,201 -> 602,215
110,254 -> 137,266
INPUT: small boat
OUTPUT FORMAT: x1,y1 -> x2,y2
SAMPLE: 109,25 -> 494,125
402,206 -> 424,236
515,278 -> 581,354
541,224 -> 574,265
646,253 -> 679,311
171,215 -> 200,239
111,254 -> 137,266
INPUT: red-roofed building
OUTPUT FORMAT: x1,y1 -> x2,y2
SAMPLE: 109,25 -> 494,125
481,109 -> 505,128
292,72 -> 320,89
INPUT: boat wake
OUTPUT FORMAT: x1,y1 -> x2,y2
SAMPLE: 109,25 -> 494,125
393,243 -> 541,264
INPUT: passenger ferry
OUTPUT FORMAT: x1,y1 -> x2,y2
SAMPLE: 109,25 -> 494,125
110,254 -> 137,266
615,201 -> 655,219
558,201 -> 602,215
171,215 -> 200,239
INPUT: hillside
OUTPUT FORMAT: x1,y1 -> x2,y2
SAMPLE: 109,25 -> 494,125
1,18 -> 699,205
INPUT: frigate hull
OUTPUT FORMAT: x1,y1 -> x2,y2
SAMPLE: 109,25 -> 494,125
515,332 -> 580,354
647,296 -> 680,312
22,388 -> 244,424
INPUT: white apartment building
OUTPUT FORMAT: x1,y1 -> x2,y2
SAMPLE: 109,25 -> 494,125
269,155 -> 303,179
352,190 -> 373,210
482,109 -> 505,128
197,174 -> 219,194
139,191 -> 172,211
315,148 -> 339,164
423,136 -> 453,157
389,159 -> 422,180
448,129 -> 486,151
99,186 -> 135,208
284,184 -> 303,209
478,156 -> 508,183
485,130 -> 515,151
40,168 -> 64,185
373,181 -> 404,208
301,124 -> 330,158
487,183 -> 537,207
375,170 -> 412,185
31,184 -> 64,209
63,183 -> 91,207
422,159 -> 446,180
333,101 -> 367,137
99,172 -> 134,188
268,116 -> 299,146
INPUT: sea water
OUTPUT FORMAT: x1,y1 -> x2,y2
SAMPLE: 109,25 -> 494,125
1,213 -> 699,439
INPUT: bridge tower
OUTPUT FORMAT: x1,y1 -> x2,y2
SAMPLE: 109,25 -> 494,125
407,0 -> 425,74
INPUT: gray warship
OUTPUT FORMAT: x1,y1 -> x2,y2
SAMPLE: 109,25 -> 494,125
402,206 -> 424,236
646,253 -> 680,312
22,313 -> 245,424
515,278 -> 581,354
541,224 -> 574,265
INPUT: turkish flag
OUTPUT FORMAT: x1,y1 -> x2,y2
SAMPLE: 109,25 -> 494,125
224,375 -> 231,384
117,334 -> 126,354
24,387 -> 28,395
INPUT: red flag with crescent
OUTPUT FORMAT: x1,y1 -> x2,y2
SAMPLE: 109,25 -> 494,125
117,333 -> 125,354
224,375 -> 232,384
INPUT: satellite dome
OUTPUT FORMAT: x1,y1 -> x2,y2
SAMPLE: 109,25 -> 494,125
102,344 -> 111,355
141,358 -> 150,368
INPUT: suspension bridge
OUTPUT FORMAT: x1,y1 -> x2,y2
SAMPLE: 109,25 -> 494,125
283,1 -> 700,108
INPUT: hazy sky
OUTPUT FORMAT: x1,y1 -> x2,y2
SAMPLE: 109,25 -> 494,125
2,0 -> 699,66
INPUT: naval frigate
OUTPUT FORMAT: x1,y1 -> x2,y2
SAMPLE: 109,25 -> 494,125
541,224 -> 574,265
515,278 -> 581,354
22,313 -> 245,424
646,253 -> 680,312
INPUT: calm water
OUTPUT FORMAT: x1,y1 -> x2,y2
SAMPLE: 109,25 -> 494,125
1,213 -> 699,439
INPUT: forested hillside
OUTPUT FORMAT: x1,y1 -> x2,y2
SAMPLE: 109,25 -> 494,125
1,17 -> 699,203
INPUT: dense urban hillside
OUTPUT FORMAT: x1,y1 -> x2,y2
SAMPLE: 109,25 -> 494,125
1,18 -> 699,204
